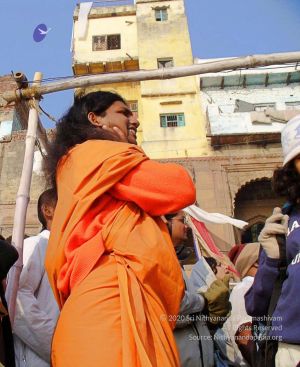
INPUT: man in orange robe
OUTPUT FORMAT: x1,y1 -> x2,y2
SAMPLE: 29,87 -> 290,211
46,128 -> 195,366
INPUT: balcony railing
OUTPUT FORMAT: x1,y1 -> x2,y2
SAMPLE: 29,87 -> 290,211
73,59 -> 139,76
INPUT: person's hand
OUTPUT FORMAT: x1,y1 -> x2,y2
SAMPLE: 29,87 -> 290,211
229,271 -> 240,283
102,125 -> 128,143
202,275 -> 231,325
258,207 -> 289,259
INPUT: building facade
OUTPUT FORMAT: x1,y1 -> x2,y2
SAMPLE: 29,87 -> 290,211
0,75 -> 46,237
192,60 -> 300,247
73,2 -> 300,250
72,0 -> 209,158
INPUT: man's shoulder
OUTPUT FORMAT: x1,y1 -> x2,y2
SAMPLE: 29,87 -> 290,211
23,230 -> 50,265
24,230 -> 49,244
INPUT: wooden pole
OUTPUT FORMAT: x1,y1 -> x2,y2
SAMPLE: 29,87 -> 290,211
37,117 -> 50,153
5,72 -> 42,326
3,51 -> 300,103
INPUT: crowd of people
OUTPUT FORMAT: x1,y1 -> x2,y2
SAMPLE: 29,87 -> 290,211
0,91 -> 299,367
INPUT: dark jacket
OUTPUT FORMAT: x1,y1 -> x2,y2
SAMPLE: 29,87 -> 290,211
245,206 -> 300,343
0,239 -> 18,367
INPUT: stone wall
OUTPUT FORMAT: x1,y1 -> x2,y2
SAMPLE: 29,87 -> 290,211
163,144 -> 284,251
0,131 -> 47,238
0,75 -> 45,238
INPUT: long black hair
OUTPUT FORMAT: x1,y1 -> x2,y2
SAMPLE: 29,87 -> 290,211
204,256 -> 218,275
45,91 -> 126,189
272,160 -> 300,205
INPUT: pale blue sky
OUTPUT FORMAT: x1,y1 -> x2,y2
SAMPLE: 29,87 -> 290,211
0,0 -> 300,128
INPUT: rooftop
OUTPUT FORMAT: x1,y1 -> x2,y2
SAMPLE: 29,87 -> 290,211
194,58 -> 300,89
74,1 -> 135,19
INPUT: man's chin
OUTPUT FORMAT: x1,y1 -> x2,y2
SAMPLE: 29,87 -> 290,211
128,137 -> 137,145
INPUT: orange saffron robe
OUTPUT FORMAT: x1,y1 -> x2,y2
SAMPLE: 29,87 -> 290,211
45,140 -> 196,367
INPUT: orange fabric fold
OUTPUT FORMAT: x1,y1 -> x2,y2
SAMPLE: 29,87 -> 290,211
45,140 -> 196,367
46,140 -> 148,305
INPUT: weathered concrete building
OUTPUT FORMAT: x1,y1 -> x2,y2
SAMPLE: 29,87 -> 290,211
72,0 -> 208,159
192,61 -> 300,247
0,75 -> 46,237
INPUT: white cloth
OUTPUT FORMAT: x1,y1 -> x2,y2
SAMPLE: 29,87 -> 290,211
13,230 -> 59,367
183,205 -> 248,229
70,20 -> 74,52
190,258 -> 216,293
77,2 -> 93,39
275,342 -> 300,367
222,276 -> 254,366
281,114 -> 300,165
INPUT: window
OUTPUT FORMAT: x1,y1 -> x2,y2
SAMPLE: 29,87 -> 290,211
286,101 -> 300,110
92,34 -> 121,51
128,101 -> 138,117
157,58 -> 174,69
253,103 -> 276,112
155,8 -> 168,21
160,113 -> 185,127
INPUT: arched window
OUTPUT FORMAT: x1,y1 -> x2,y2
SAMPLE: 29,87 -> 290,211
234,178 -> 285,243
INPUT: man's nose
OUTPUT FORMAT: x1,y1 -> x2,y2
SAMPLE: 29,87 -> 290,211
130,114 -> 140,128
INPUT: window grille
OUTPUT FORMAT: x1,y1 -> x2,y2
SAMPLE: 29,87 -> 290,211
253,103 -> 276,112
92,34 -> 121,51
155,8 -> 168,21
160,113 -> 185,127
286,101 -> 300,110
128,101 -> 138,116
128,101 -> 138,112
107,34 -> 121,50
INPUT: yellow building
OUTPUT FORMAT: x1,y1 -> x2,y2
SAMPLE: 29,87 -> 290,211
72,0 -> 209,158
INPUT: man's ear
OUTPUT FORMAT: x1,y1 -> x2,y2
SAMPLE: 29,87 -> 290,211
87,112 -> 103,127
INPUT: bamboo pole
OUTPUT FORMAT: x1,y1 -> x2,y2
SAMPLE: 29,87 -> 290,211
5,72 -> 42,325
37,117 -> 50,153
3,51 -> 300,103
